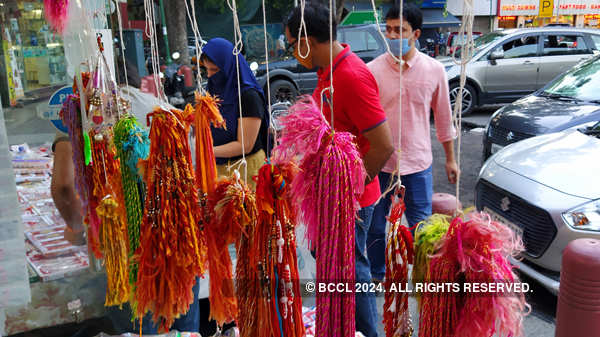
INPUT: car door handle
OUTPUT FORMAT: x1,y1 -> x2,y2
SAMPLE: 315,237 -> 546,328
523,60 -> 533,65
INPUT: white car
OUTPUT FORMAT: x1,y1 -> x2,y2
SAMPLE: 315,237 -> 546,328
476,123 -> 600,295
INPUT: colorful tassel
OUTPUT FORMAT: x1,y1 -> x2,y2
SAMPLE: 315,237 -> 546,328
272,96 -> 365,337
418,213 -> 529,337
383,196 -> 414,337
135,107 -> 207,331
114,116 -> 150,292
251,163 -> 304,337
43,0 -> 69,34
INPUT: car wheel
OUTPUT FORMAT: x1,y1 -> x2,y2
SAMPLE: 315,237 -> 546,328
269,79 -> 298,104
449,82 -> 477,115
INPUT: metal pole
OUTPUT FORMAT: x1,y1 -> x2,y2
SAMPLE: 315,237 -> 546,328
556,0 -> 560,23
158,0 -> 172,65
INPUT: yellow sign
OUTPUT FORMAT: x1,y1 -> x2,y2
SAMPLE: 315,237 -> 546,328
539,0 -> 554,17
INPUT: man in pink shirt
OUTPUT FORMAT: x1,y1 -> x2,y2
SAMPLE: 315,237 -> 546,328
366,4 -> 459,282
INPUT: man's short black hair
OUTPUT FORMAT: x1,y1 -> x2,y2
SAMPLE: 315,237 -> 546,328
284,2 -> 336,43
385,3 -> 423,32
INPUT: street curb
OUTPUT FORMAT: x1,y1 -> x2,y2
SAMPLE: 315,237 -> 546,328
461,119 -> 486,129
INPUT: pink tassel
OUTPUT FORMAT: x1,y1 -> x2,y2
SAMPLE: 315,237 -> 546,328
421,212 -> 529,337
272,96 -> 366,337
44,0 -> 70,34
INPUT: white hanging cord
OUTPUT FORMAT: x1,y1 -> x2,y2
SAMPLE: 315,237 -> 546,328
369,0 -> 403,64
184,0 -> 207,92
143,0 -> 168,105
372,0 -> 405,206
114,0 -> 129,90
297,0 -> 311,59
261,0 -> 273,158
227,0 -> 248,183
452,0 -> 475,212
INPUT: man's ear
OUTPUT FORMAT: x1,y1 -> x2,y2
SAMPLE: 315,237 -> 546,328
414,29 -> 422,40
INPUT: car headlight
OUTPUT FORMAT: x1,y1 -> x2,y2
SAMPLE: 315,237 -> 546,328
562,199 -> 600,232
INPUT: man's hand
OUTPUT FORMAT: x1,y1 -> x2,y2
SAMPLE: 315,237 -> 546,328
363,121 -> 394,185
445,159 -> 459,184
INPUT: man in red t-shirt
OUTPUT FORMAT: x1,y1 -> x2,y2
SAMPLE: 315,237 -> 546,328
285,4 -> 394,336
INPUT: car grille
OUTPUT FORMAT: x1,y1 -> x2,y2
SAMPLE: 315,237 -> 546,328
488,125 -> 533,146
476,180 -> 557,258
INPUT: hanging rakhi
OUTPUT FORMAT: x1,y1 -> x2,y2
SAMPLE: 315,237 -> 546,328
204,172 -> 257,326
43,0 -> 69,34
87,128 -> 131,307
61,93 -> 102,256
271,97 -> 365,337
185,92 -> 224,194
250,163 -> 304,337
114,116 -> 150,293
135,107 -> 207,331
418,213 -> 528,337
383,196 -> 414,337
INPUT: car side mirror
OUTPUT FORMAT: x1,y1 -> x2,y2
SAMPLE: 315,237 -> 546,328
489,49 -> 504,61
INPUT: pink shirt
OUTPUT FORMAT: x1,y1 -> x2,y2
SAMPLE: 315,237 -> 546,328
367,51 -> 456,175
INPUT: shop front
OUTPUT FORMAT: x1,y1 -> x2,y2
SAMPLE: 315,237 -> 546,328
498,0 -> 600,29
0,0 -> 68,107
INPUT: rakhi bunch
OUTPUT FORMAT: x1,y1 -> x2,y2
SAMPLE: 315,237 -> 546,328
134,107 -> 207,331
418,212 -> 529,337
383,195 -> 414,337
242,163 -> 304,337
272,96 -> 366,337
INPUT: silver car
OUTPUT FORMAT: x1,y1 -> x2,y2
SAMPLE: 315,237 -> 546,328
445,27 -> 600,114
476,123 -> 600,294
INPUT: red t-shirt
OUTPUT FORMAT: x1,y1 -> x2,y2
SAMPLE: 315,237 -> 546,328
312,44 -> 387,208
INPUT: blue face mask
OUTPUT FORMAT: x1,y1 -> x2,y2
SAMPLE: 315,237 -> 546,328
387,38 -> 411,57
207,70 -> 227,95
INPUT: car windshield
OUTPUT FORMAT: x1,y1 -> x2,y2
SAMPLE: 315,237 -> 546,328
454,32 -> 505,58
542,57 -> 600,102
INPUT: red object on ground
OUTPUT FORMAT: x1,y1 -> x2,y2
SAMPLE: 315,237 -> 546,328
556,239 -> 600,337
431,192 -> 461,216
179,65 -> 194,87
140,75 -> 160,97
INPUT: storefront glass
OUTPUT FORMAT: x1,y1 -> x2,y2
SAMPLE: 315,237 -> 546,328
522,15 -> 575,27
584,14 -> 600,28
0,0 -> 68,104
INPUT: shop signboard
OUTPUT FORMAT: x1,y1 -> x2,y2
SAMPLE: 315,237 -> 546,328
500,0 -> 600,16
37,86 -> 72,133
2,28 -> 25,106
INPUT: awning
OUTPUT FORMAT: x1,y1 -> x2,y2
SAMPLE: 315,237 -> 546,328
422,9 -> 461,28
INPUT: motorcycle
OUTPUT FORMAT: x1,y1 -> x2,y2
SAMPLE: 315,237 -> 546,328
162,52 -> 197,109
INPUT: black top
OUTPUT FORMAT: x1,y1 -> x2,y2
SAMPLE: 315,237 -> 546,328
213,88 -> 268,164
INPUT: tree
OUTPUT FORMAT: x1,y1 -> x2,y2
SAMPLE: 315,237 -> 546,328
165,1 -> 190,65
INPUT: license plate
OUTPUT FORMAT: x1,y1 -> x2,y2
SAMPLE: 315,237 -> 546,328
483,207 -> 524,237
491,143 -> 503,154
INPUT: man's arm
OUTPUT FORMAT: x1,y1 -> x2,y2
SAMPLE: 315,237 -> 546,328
51,141 -> 85,245
432,65 -> 459,184
442,140 -> 459,184
363,121 -> 394,184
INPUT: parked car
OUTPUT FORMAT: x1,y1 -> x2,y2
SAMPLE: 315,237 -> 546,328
476,122 -> 600,295
254,24 -> 388,103
482,54 -> 600,160
445,31 -> 482,56
444,27 -> 600,114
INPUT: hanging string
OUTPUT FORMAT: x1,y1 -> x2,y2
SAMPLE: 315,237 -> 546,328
261,0 -> 273,158
297,0 -> 310,58
115,0 -> 129,90
184,0 -> 207,91
451,0 -> 475,212
143,0 -> 168,104
227,0 -> 248,183
370,0 -> 404,204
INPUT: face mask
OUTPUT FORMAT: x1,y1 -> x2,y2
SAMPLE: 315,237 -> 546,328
293,43 -> 314,69
207,70 -> 227,95
387,38 -> 411,57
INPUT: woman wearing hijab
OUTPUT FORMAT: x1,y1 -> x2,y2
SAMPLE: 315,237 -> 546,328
201,38 -> 268,189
